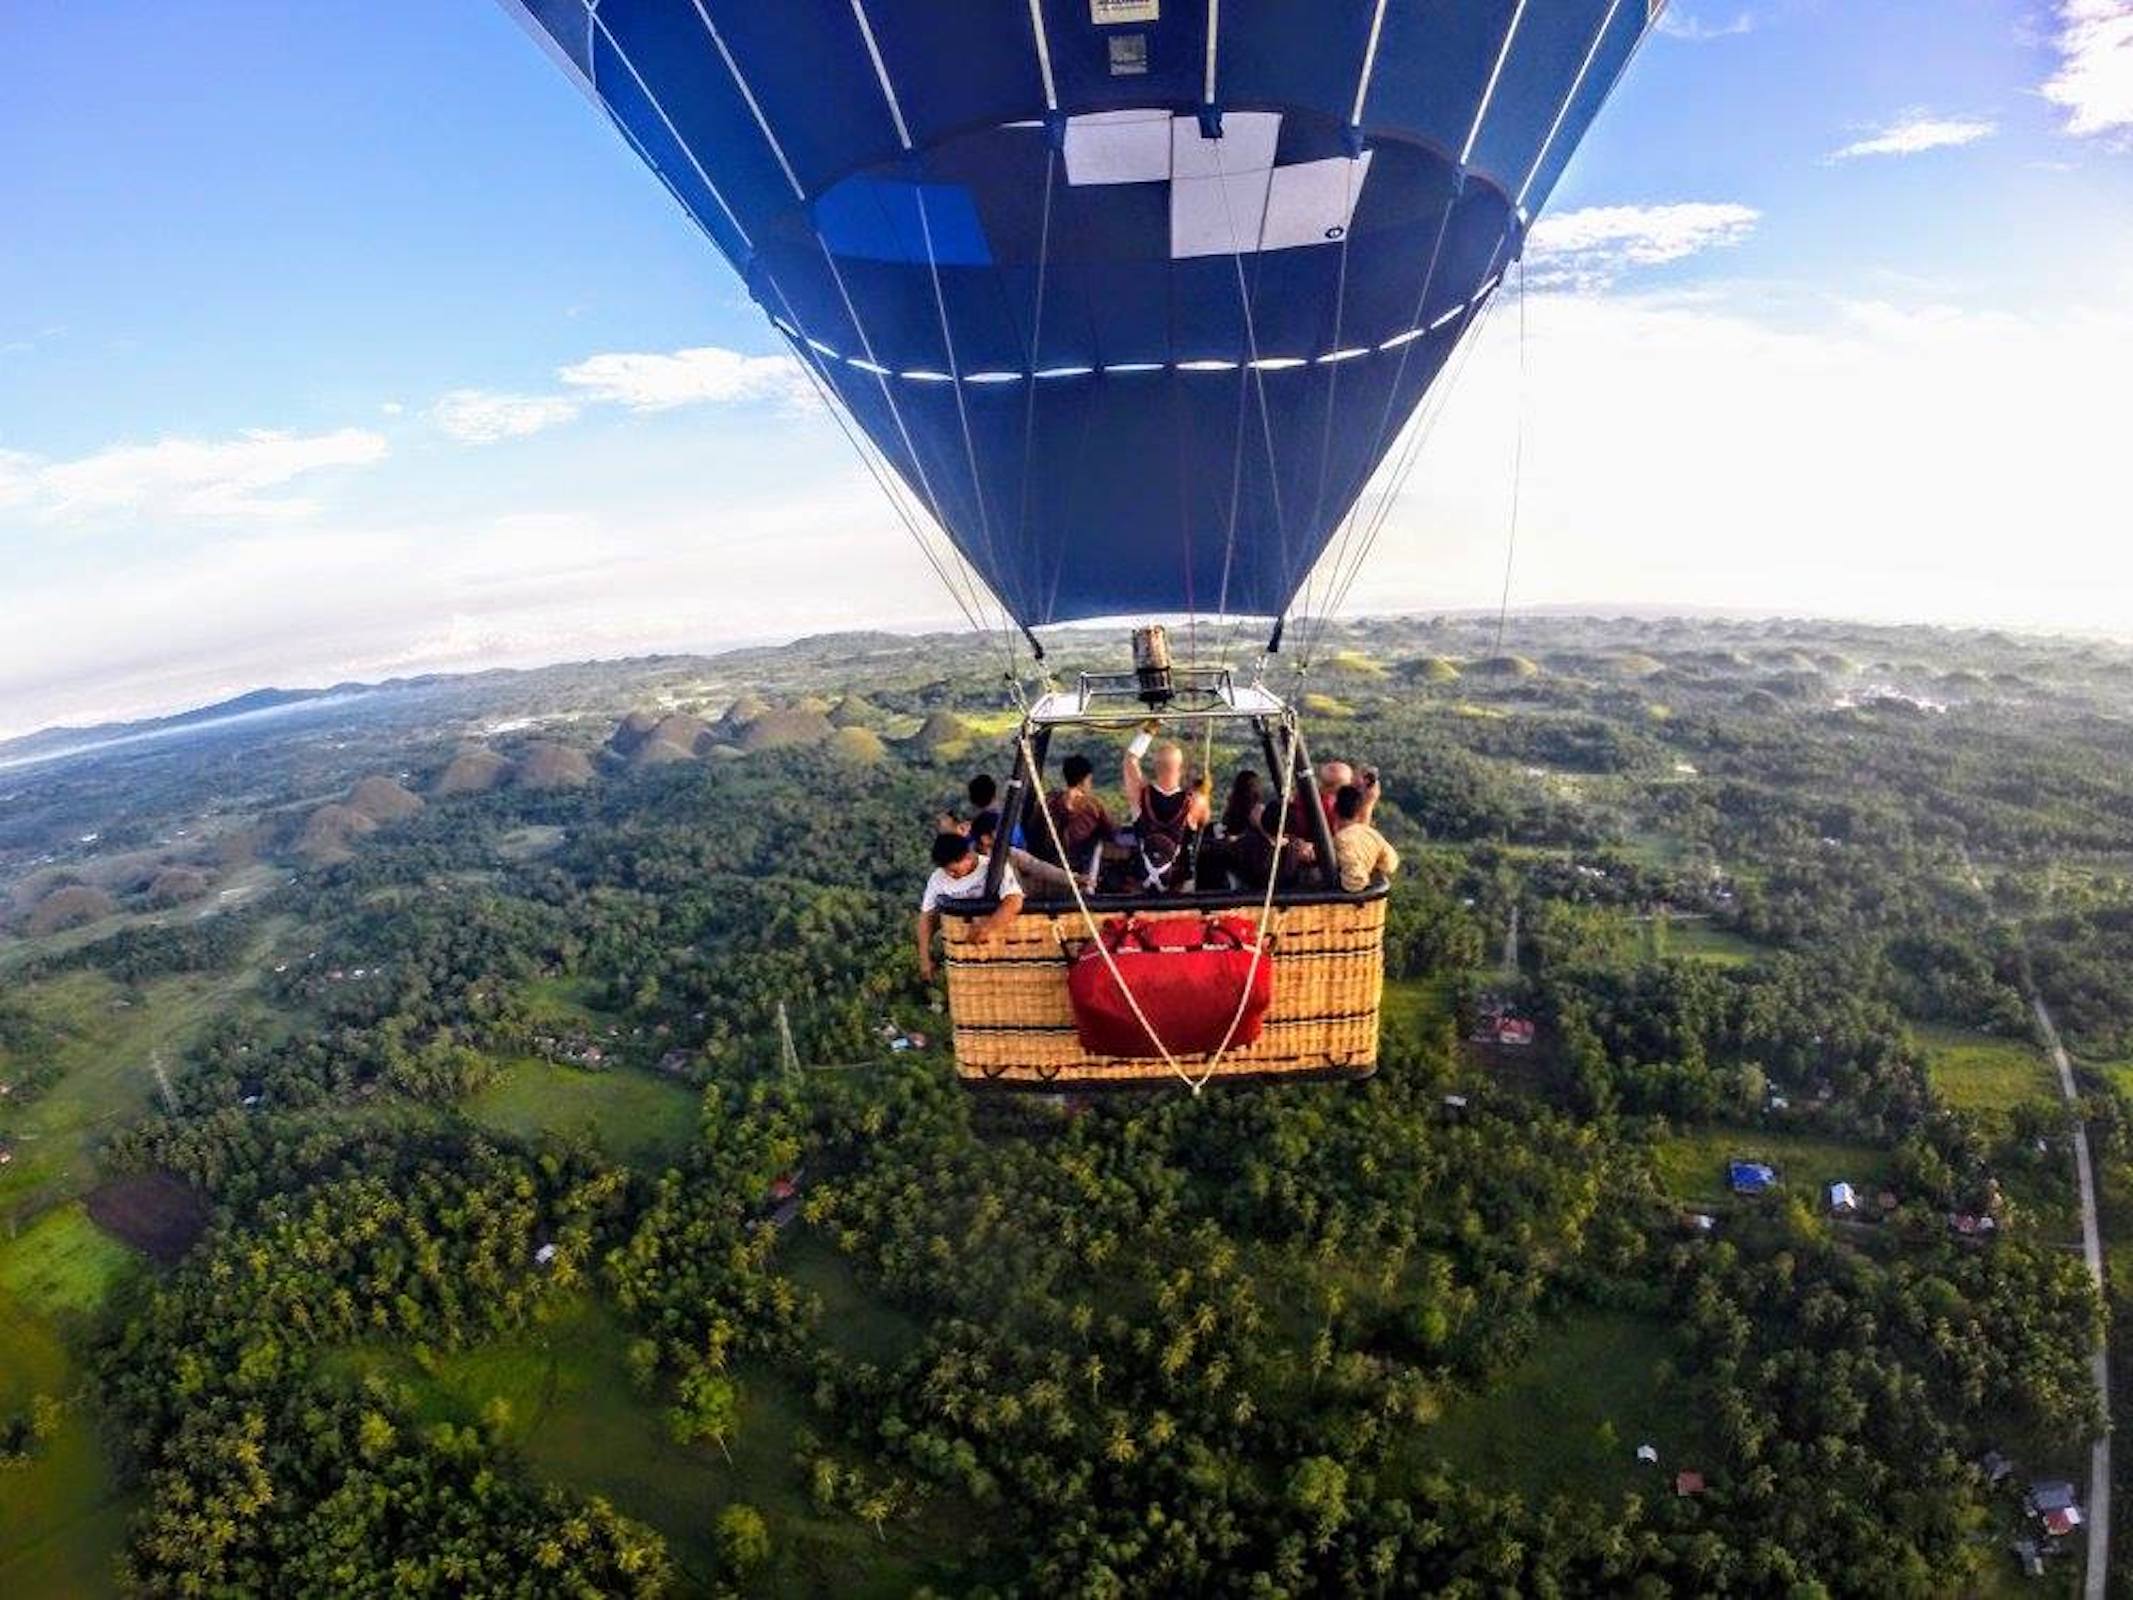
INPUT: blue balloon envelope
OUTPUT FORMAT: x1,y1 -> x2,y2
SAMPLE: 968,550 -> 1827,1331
501,0 -> 1656,627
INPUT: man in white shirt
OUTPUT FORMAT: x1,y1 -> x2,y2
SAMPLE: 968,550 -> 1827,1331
917,830 -> 1024,983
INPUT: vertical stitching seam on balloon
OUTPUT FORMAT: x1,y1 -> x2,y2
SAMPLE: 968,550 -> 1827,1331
674,0 -> 1008,652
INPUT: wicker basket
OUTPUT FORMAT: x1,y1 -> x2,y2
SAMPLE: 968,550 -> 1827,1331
942,893 -> 1385,1090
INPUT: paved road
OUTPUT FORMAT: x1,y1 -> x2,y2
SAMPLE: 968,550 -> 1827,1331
2035,995 -> 2112,1600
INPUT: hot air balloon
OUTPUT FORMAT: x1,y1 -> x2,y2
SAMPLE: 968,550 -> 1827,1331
499,0 -> 1661,1090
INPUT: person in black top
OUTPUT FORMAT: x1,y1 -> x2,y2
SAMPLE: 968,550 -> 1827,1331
1122,738 -> 1211,892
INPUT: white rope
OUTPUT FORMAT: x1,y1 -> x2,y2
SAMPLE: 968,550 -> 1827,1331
1017,718 -> 1298,1095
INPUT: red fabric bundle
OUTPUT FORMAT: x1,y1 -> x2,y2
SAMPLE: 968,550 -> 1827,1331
1066,914 -> 1274,1059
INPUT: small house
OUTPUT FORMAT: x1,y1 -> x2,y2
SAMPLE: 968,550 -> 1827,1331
1828,1181 -> 1859,1216
2044,1506 -> 2083,1538
2029,1480 -> 2079,1516
1496,1017 -> 1536,1047
1728,1161 -> 1777,1196
1635,1443 -> 1659,1465
1684,1212 -> 1717,1235
1674,1470 -> 1706,1497
533,1243 -> 558,1268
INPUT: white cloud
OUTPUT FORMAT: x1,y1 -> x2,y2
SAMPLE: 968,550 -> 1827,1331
558,345 -> 811,412
2042,1 -> 2133,139
1344,286 -> 2133,639
1526,202 -> 1759,290
31,427 -> 388,519
1655,7 -> 1753,42
0,448 -> 38,510
1826,112 -> 1997,162
431,388 -> 582,444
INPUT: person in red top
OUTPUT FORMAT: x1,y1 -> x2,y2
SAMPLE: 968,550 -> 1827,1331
1286,757 -> 1353,842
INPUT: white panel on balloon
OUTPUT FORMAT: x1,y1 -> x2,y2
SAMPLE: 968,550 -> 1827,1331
1171,169 -> 1275,258
1168,112 -> 1281,180
1063,109 -> 1174,186
1258,152 -> 1373,252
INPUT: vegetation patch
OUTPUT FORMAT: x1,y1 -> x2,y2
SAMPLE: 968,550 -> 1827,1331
332,1297 -> 958,1597
1918,1025 -> 2057,1117
84,1171 -> 209,1264
1651,1125 -> 1891,1207
1648,921 -> 1762,967
462,1056 -> 700,1169
1415,1311 -> 1710,1503
778,1229 -> 927,1370
0,1290 -> 132,1599
0,1203 -> 140,1318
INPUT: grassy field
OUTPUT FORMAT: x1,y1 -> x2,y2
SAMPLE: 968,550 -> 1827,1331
1415,1311 -> 1711,1503
331,1296 -> 971,1597
1647,921 -> 1762,968
0,1204 -> 140,1318
1918,1025 -> 2058,1118
463,1056 -> 700,1170
1382,976 -> 1457,1038
0,1288 -> 133,1598
1652,1124 -> 1890,1207
0,966 -> 260,1225
516,974 -> 605,1026
778,1230 -> 926,1370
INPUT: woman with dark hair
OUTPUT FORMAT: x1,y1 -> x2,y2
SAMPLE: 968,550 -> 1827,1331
1230,797 -> 1317,892
1198,770 -> 1265,891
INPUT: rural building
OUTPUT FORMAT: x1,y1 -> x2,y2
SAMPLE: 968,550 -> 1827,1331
2029,1480 -> 2079,1519
1827,1181 -> 1858,1215
2044,1507 -> 2083,1539
533,1243 -> 558,1267
1674,1471 -> 1706,1497
1728,1161 -> 1777,1195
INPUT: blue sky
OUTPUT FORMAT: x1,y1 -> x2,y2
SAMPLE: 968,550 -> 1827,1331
3,0 -> 2131,734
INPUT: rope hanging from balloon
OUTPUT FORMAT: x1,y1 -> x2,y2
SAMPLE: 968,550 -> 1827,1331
1493,256 -> 1528,657
1017,714 -> 1298,1096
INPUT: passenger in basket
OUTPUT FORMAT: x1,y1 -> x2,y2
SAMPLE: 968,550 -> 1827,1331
1283,757 -> 1353,841
1331,769 -> 1401,892
938,772 -> 1024,849
1198,769 -> 1265,892
969,809 -> 1075,896
1122,738 -> 1211,892
916,831 -> 1024,984
1235,798 -> 1319,892
1042,754 -> 1116,886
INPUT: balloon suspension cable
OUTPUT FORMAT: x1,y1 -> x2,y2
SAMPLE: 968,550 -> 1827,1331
1017,716 -> 1297,1096
1492,257 -> 1528,656
1305,229 -> 1519,657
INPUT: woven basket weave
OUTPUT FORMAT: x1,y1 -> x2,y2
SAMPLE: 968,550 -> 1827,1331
942,895 -> 1384,1089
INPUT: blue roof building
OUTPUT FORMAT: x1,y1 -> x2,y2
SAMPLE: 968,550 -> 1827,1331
1728,1161 -> 1777,1195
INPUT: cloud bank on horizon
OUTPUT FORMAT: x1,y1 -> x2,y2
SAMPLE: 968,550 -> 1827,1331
3,0 -> 2133,738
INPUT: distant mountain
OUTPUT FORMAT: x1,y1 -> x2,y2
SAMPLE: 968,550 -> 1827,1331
0,686 -> 407,766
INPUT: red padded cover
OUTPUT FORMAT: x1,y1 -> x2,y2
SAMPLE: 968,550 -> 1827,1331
1066,915 -> 1274,1059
